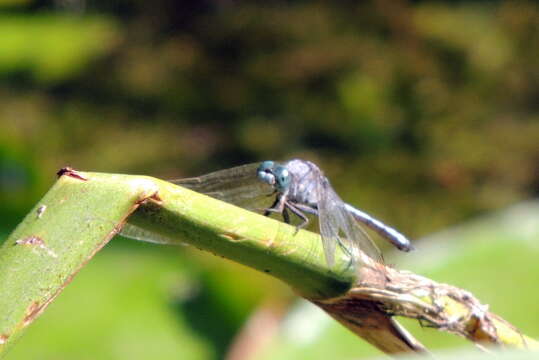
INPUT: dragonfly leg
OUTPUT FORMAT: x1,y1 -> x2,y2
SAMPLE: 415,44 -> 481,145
282,208 -> 290,224
263,196 -> 280,217
264,193 -> 288,217
294,203 -> 319,217
285,202 -> 310,234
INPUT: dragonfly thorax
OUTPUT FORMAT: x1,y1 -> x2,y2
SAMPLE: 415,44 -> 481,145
281,159 -> 323,208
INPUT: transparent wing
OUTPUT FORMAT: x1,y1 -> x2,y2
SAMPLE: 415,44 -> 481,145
121,163 -> 275,244
120,223 -> 184,245
317,174 -> 382,267
171,163 -> 275,210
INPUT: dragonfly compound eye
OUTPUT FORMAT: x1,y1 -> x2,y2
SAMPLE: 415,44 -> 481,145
257,161 -> 277,186
273,167 -> 290,191
257,161 -> 274,172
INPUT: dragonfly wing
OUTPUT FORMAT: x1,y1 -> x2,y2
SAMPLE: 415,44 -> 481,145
171,163 -> 275,210
120,223 -> 185,245
317,175 -> 382,267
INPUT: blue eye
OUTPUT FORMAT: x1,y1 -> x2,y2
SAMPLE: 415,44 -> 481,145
256,161 -> 290,191
258,161 -> 274,172
273,167 -> 290,191
257,161 -> 276,185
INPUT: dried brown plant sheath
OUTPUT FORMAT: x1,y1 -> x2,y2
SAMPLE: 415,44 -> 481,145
312,261 -> 539,354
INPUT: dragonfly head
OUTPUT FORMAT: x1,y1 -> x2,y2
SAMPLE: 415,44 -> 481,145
257,161 -> 291,192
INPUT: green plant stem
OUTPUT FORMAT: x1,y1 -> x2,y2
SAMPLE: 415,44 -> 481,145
0,170 -> 355,356
0,171 -> 159,355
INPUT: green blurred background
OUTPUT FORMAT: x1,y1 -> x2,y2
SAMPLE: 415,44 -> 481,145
1,0 -> 538,359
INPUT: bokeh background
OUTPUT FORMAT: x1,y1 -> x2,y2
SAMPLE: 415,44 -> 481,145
1,0 -> 539,359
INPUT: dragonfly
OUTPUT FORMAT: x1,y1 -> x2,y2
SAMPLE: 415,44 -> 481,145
121,159 -> 413,267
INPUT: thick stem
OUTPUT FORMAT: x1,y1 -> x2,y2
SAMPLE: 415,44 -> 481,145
0,169 -> 159,354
